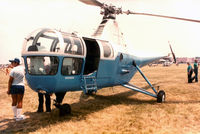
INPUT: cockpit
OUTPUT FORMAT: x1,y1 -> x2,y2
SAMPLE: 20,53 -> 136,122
21,28 -> 115,93
22,28 -> 84,56
22,28 -> 85,76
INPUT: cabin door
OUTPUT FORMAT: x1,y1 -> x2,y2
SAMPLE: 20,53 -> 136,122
83,38 -> 100,75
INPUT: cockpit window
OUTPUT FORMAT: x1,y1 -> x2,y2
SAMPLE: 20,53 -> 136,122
61,58 -> 83,75
27,56 -> 59,75
63,36 -> 84,55
74,38 -> 83,55
26,29 -> 60,53
23,29 -> 85,56
64,37 -> 73,53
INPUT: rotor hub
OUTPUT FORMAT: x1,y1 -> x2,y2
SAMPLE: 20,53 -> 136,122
100,4 -> 122,19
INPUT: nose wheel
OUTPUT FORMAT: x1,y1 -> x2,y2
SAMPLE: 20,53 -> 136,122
59,103 -> 71,116
54,100 -> 71,116
157,90 -> 166,103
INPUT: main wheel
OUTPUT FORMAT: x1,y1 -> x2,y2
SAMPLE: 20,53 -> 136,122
157,90 -> 166,103
59,103 -> 71,116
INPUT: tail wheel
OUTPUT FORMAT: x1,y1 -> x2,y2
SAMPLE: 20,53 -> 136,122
157,90 -> 166,103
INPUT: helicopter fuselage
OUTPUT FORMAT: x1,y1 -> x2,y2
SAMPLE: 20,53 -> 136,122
22,28 -> 159,94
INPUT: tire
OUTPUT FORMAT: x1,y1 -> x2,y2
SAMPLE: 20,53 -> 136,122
157,90 -> 166,103
59,103 -> 71,116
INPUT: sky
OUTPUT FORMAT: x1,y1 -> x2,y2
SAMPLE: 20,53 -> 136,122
0,0 -> 200,64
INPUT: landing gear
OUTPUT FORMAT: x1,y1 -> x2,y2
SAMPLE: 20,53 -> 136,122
122,60 -> 166,103
54,92 -> 71,116
54,100 -> 71,116
59,103 -> 71,116
157,90 -> 166,103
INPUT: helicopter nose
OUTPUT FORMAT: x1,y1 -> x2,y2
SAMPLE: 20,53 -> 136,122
26,75 -> 57,93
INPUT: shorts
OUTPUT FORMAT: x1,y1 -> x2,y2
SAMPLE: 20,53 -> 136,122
10,85 -> 25,94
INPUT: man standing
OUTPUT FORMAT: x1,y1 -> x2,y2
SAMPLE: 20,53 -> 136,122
194,59 -> 198,82
7,58 -> 25,121
187,62 -> 194,83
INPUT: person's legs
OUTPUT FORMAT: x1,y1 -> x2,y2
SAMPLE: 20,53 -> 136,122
196,72 -> 198,82
16,94 -> 25,121
188,72 -> 194,83
11,94 -> 17,118
194,71 -> 198,82
16,94 -> 24,108
188,74 -> 192,83
37,93 -> 44,112
45,94 -> 51,112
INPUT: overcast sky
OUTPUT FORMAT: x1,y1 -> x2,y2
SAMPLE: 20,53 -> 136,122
0,0 -> 200,64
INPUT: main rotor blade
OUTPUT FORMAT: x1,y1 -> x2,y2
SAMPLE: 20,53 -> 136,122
124,11 -> 200,23
79,0 -> 103,7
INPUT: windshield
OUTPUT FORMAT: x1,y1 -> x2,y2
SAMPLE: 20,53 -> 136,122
63,36 -> 84,55
24,29 -> 62,53
27,56 -> 59,75
22,29 -> 85,56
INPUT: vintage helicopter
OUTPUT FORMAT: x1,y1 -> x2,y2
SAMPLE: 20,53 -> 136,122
21,0 -> 200,115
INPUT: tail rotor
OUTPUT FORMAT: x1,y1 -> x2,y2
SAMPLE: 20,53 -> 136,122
168,41 -> 176,64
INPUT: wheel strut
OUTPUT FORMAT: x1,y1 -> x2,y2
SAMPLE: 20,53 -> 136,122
122,60 -> 166,103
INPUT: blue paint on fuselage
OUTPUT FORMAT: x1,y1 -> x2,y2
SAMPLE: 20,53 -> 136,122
23,53 -> 162,93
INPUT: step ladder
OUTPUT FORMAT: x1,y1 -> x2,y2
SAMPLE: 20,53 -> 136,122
82,76 -> 97,94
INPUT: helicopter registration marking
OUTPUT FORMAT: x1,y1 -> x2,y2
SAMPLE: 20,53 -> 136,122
65,77 -> 74,79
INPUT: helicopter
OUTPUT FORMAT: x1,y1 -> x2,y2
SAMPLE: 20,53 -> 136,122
21,0 -> 200,115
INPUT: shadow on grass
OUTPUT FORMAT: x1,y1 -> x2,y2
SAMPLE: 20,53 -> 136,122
165,100 -> 200,104
0,84 -> 158,133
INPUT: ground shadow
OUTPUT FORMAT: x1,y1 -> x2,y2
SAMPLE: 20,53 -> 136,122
165,100 -> 200,104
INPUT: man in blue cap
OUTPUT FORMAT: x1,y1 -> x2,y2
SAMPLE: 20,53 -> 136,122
9,58 -> 20,64
7,58 -> 26,121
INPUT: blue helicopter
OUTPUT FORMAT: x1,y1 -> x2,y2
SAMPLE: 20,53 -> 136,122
21,0 -> 200,115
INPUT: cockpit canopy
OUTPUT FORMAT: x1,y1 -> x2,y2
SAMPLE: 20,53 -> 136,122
22,28 -> 84,56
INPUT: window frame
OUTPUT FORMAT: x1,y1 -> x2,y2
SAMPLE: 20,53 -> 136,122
26,56 -> 59,76
61,57 -> 83,76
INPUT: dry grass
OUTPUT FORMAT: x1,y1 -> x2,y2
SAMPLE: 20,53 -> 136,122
1,64 -> 200,134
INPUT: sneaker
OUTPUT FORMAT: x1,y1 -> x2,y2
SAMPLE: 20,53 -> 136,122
16,115 -> 26,121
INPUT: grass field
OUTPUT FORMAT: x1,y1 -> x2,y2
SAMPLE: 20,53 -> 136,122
0,64 -> 200,134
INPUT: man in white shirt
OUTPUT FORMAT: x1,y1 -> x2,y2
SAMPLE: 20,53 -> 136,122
7,58 -> 25,121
